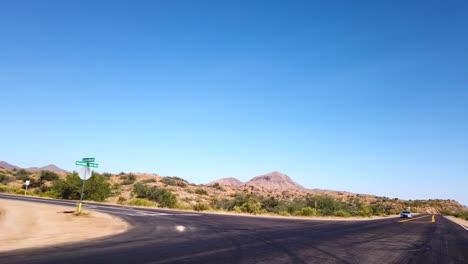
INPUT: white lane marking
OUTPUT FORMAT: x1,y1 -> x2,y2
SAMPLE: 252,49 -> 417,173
458,223 -> 468,231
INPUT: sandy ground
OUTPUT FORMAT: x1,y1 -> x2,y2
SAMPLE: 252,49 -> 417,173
0,199 -> 129,252
444,216 -> 468,230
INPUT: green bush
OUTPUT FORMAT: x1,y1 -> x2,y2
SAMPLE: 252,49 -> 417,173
117,196 -> 127,205
278,211 -> 291,216
161,177 -> 188,188
52,172 -> 111,201
210,183 -> 225,191
261,197 -> 280,213
128,198 -> 156,207
334,210 -> 351,217
236,199 -> 262,215
0,184 -> 9,192
120,174 -> 136,185
193,202 -> 210,211
306,195 -> 345,216
0,174 -> 12,184
195,188 -> 208,195
295,207 -> 317,216
39,171 -> 59,182
357,205 -> 372,217
141,178 -> 157,184
0,184 -> 24,194
133,183 -> 178,208
15,169 -> 31,181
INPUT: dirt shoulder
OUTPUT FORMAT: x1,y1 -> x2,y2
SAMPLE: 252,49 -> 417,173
0,199 -> 129,252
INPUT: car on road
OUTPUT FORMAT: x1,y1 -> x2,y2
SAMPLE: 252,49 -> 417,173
400,211 -> 412,218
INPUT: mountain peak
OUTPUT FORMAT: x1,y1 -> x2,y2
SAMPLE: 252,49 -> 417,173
246,172 -> 305,191
209,177 -> 244,186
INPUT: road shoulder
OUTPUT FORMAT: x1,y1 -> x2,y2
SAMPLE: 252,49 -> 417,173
0,199 -> 130,252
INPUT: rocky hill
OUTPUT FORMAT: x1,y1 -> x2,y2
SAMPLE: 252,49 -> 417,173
245,171 -> 306,191
209,177 -> 243,186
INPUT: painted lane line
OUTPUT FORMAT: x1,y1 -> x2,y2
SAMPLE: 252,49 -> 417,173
432,215 -> 435,223
399,214 -> 431,223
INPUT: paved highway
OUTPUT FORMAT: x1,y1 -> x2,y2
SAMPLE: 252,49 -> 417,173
0,194 -> 466,264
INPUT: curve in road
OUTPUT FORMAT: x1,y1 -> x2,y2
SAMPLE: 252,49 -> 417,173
0,194 -> 466,264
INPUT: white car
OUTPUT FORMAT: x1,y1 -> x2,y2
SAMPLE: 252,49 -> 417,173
400,211 -> 412,218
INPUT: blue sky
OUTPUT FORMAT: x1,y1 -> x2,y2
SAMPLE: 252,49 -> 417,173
1,1 -> 467,205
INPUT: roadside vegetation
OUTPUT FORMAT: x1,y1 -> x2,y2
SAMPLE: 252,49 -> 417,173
0,167 -> 466,219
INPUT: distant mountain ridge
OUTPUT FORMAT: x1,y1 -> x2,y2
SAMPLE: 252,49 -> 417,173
0,161 -> 68,174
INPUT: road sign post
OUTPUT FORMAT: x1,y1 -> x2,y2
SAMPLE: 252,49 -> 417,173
75,158 -> 97,214
24,180 -> 30,196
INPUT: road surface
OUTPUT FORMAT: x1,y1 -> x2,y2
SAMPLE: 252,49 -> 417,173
0,194 -> 466,264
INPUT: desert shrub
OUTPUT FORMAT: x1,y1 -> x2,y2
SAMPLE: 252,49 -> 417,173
117,196 -> 127,205
0,174 -> 12,184
193,202 -> 210,211
141,178 -> 157,184
40,190 -> 59,198
334,210 -> 351,217
278,199 -> 307,215
210,183 -> 225,191
0,184 -> 9,192
261,197 -> 280,213
133,183 -> 178,208
160,178 -> 176,186
306,195 -> 346,216
39,171 -> 59,182
52,172 -> 111,201
278,211 -> 291,216
128,198 -> 155,207
101,172 -> 112,178
357,205 -> 372,217
195,188 -> 208,195
214,198 -> 236,211
161,177 -> 188,187
235,199 -> 262,215
15,169 -> 31,181
120,174 -> 136,185
295,207 -> 317,216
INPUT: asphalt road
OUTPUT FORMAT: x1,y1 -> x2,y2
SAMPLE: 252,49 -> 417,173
0,194 -> 467,264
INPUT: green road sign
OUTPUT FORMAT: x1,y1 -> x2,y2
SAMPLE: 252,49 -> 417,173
75,161 -> 99,168
75,161 -> 88,166
82,158 -> 95,162
88,162 -> 99,168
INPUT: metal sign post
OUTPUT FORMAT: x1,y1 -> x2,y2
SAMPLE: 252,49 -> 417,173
24,180 -> 30,195
75,158 -> 98,214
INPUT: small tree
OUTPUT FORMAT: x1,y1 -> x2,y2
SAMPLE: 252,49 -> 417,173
52,172 -> 111,201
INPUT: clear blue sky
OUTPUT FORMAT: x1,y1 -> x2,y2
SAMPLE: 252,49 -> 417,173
1,1 -> 467,205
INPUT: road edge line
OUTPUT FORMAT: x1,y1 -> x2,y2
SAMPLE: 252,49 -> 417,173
443,216 -> 468,231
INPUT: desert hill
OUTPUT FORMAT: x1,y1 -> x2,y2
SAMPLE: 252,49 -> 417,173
209,177 -> 243,186
245,171 -> 305,191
